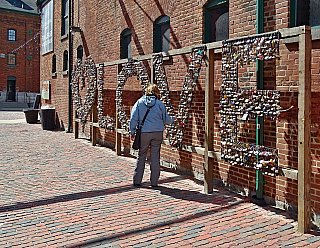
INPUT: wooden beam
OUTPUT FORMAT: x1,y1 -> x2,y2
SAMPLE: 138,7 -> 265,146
96,27 -> 307,68
297,26 -> 312,233
204,48 -> 215,194
115,64 -> 122,156
91,98 -> 97,146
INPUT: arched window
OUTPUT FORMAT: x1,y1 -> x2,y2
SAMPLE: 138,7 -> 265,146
204,0 -> 229,43
290,0 -> 320,27
52,55 -> 56,73
63,50 -> 68,71
120,29 -> 132,59
77,45 -> 83,61
8,29 -> 16,41
154,15 -> 170,53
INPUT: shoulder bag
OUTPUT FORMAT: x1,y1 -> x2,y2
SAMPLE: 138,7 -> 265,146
132,106 -> 153,150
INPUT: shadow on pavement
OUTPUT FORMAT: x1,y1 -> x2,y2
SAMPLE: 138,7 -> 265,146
156,186 -> 243,204
66,198 -> 248,248
0,175 -> 186,213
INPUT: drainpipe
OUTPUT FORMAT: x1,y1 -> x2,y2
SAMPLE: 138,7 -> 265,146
256,0 -> 265,200
67,0 -> 73,133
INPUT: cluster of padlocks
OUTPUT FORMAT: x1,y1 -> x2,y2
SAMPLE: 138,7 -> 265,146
97,65 -> 115,130
153,47 -> 206,148
116,59 -> 150,133
222,33 -> 280,67
220,89 -> 281,120
71,56 -> 97,131
221,140 -> 279,173
220,32 -> 282,176
153,54 -> 174,116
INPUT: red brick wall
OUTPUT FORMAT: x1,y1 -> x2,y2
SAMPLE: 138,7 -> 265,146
0,10 -> 40,94
40,0 -> 320,222
40,0 -> 70,128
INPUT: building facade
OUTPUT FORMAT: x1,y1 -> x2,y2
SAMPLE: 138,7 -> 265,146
0,0 -> 40,104
36,0 -> 320,229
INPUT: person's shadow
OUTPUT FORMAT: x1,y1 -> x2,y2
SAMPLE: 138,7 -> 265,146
154,185 -> 247,205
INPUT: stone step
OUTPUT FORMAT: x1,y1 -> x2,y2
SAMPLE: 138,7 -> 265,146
0,102 -> 30,111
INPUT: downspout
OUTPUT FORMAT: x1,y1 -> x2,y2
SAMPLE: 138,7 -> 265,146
256,0 -> 265,200
67,0 -> 73,133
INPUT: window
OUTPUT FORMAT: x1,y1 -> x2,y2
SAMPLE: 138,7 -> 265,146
154,16 -> 170,53
7,53 -> 16,65
204,0 -> 229,43
77,45 -> 83,61
63,50 -> 68,71
41,0 -> 53,54
290,0 -> 320,28
8,29 -> 16,41
52,55 -> 56,73
120,29 -> 132,59
61,0 -> 68,36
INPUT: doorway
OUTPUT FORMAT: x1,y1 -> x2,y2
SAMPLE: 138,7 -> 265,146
7,78 -> 16,101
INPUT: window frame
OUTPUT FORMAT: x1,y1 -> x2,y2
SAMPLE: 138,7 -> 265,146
204,0 -> 229,43
77,45 -> 84,61
63,50 -> 68,71
52,54 -> 56,73
7,53 -> 17,65
120,29 -> 132,59
290,0 -> 320,29
7,29 -> 16,41
153,15 -> 170,53
61,0 -> 68,36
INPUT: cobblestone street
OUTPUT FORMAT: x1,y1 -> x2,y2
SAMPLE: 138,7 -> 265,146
0,111 -> 319,247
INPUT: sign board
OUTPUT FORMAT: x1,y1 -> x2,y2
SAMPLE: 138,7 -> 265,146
41,81 -> 50,100
41,0 -> 53,55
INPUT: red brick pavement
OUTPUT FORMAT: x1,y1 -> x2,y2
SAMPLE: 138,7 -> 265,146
0,112 -> 319,247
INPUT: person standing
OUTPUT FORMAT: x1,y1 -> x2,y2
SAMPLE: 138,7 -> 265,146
130,84 -> 174,187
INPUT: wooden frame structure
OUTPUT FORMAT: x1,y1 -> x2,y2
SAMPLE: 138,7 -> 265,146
73,26 -> 312,232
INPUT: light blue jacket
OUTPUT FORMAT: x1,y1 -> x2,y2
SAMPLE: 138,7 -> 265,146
129,95 -> 174,135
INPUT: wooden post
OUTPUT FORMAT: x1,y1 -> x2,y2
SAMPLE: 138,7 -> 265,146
91,98 -> 97,146
297,25 -> 311,233
74,109 -> 79,139
116,64 -> 122,155
204,48 -> 215,194
151,56 -> 154,85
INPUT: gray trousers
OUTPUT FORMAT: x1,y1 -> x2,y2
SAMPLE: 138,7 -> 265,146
133,131 -> 163,186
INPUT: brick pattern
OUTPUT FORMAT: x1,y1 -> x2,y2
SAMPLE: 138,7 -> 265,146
0,10 -> 40,94
1,112 -> 320,247
39,0 -> 320,225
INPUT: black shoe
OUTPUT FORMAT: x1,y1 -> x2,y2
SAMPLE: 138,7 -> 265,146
133,183 -> 141,187
151,185 -> 158,188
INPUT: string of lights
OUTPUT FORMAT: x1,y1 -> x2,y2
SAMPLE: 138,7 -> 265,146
9,31 -> 40,54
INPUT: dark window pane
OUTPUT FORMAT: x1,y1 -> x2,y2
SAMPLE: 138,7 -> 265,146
61,0 -> 68,36
52,55 -> 56,73
121,29 -> 132,59
215,9 -> 229,41
161,22 -> 170,52
297,0 -> 310,26
63,51 -> 68,71
207,3 -> 229,42
77,46 -> 83,61
125,35 -> 132,58
154,16 -> 170,52
310,0 -> 320,27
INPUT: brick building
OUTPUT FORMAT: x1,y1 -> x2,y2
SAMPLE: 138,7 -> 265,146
36,0 -> 320,231
0,0 -> 40,104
